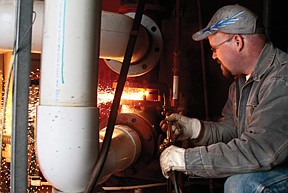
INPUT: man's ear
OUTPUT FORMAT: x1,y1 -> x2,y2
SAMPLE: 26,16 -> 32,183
234,35 -> 244,51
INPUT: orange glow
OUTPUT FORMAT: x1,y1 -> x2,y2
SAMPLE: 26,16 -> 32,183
97,86 -> 148,105
97,85 -> 153,118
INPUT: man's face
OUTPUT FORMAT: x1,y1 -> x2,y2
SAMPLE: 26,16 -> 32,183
208,33 -> 237,78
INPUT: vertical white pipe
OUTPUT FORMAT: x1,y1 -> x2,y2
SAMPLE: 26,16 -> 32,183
36,0 -> 101,192
40,0 -> 99,106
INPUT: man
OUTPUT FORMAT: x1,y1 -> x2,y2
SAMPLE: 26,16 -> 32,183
160,4 -> 288,193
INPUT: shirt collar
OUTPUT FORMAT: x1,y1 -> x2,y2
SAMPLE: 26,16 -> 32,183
250,41 -> 276,81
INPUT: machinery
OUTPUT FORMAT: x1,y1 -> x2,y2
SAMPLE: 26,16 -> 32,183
0,0 -> 175,192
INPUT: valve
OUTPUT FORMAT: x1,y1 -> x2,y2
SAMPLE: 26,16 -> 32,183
159,120 -> 175,153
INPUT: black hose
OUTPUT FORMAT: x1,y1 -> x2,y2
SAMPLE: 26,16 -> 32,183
83,0 -> 146,192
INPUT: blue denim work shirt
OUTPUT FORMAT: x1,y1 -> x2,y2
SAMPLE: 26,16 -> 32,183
185,42 -> 288,178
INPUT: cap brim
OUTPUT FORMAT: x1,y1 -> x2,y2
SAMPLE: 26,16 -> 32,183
192,27 -> 217,41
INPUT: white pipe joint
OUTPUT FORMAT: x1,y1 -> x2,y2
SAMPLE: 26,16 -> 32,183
36,106 -> 99,192
100,11 -> 149,63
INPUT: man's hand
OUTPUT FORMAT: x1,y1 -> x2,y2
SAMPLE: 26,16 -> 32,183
160,113 -> 201,141
160,145 -> 186,178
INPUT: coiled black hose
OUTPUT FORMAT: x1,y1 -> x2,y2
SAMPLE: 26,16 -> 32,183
83,0 -> 146,192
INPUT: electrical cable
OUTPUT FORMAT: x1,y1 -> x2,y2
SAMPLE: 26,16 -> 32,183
83,0 -> 146,192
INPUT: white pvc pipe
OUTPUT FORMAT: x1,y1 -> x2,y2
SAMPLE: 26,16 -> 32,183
37,0 -> 101,192
100,11 -> 149,63
39,0 -> 99,106
0,0 -> 149,62
0,0 -> 43,53
45,123 -> 142,193
37,106 -> 99,192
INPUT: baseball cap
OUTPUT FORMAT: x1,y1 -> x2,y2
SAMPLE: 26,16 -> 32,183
192,4 -> 265,41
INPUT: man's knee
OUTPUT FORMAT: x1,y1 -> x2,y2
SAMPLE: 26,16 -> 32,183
224,174 -> 252,193
224,168 -> 288,193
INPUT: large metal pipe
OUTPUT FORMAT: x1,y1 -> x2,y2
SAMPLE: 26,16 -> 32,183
10,0 -> 33,191
97,125 -> 142,184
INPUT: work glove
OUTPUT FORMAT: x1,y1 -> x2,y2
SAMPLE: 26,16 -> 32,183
160,113 -> 201,141
160,145 -> 186,179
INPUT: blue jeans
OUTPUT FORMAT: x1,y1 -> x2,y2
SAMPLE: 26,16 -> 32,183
224,166 -> 288,193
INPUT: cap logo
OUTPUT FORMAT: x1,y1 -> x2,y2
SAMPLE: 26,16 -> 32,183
203,11 -> 244,35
